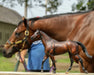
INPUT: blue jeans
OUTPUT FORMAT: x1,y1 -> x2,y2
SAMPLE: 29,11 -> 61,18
27,43 -> 50,71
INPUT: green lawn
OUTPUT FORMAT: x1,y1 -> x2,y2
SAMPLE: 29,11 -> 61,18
0,52 -> 80,72
57,57 -> 70,63
0,52 -> 16,71
56,53 -> 70,63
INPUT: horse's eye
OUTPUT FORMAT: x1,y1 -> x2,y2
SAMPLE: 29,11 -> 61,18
15,32 -> 20,37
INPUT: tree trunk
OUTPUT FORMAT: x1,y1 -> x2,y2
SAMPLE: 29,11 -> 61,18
24,0 -> 28,18
45,0 -> 48,15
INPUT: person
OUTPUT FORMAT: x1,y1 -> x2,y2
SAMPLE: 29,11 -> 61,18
20,40 -> 50,72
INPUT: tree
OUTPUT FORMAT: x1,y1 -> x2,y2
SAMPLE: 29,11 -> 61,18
72,0 -> 94,11
1,0 -> 63,17
41,0 -> 62,15
1,0 -> 31,17
87,0 -> 94,10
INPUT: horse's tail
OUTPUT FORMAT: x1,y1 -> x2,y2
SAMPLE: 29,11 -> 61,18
75,41 -> 92,58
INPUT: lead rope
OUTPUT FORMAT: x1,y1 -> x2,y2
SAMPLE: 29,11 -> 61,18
18,34 -> 30,72
18,51 -> 29,72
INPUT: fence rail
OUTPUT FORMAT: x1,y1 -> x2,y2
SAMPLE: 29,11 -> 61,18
0,72 -> 93,75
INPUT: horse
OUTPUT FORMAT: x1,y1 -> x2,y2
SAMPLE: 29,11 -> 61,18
2,18 -> 34,58
30,30 -> 92,73
2,10 -> 94,72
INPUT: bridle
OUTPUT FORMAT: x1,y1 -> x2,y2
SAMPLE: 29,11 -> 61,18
5,19 -> 31,71
6,19 -> 30,52
6,27 -> 30,52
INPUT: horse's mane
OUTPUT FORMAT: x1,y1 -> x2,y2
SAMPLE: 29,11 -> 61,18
18,10 -> 93,26
28,10 -> 93,21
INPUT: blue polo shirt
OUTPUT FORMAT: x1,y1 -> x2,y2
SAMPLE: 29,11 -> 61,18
27,41 -> 50,70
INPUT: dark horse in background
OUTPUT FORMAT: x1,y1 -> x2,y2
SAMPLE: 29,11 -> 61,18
31,30 -> 92,73
2,10 -> 94,72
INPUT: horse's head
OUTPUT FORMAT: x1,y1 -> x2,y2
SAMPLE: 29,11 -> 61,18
31,30 -> 41,40
3,17 -> 34,58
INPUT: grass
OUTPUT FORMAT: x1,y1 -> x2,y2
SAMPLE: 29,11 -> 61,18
56,53 -> 70,63
62,53 -> 69,56
57,58 -> 70,63
0,52 -> 16,71
0,52 -> 80,72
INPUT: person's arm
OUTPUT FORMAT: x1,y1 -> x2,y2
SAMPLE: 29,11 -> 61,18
20,49 -> 28,63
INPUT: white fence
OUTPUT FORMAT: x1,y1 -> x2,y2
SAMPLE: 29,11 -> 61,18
0,72 -> 93,75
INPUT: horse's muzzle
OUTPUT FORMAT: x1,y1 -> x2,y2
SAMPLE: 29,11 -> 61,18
2,50 -> 12,58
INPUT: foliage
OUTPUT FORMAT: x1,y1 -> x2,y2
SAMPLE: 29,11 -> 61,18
72,0 -> 94,11
1,0 -> 17,7
87,0 -> 94,10
1,0 -> 63,14
40,0 -> 62,14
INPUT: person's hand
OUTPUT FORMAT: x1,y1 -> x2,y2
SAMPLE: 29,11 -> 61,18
19,54 -> 25,63
19,49 -> 27,63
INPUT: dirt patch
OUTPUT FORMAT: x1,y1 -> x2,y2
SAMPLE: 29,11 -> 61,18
56,63 -> 79,71
55,55 -> 69,59
55,55 -> 80,72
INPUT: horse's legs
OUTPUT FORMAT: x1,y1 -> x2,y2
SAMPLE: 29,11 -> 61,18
75,55 -> 88,73
49,55 -> 56,73
66,52 -> 74,73
41,55 -> 48,72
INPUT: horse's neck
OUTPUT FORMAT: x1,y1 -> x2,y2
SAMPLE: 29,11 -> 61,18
32,16 -> 71,41
37,16 -> 73,27
31,14 -> 85,41
40,31 -> 52,46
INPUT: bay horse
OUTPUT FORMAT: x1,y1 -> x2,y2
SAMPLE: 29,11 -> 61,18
3,10 -> 94,72
31,30 -> 92,73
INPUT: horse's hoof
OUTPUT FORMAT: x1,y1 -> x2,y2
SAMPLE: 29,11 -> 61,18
41,70 -> 43,72
41,69 -> 43,72
53,70 -> 56,73
85,70 -> 88,74
65,72 -> 69,74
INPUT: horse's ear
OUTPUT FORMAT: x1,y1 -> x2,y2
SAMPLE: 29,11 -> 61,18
22,16 -> 27,27
22,16 -> 25,20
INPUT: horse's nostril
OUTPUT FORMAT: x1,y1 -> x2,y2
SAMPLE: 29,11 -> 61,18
2,50 -> 6,54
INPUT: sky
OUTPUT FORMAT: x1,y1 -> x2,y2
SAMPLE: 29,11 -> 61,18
0,0 -> 77,18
